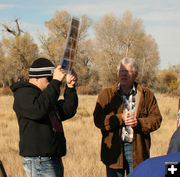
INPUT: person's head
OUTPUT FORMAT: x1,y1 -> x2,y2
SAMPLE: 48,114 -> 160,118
117,57 -> 138,88
29,58 -> 55,91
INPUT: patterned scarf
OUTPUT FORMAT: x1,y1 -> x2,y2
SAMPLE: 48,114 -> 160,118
118,84 -> 136,142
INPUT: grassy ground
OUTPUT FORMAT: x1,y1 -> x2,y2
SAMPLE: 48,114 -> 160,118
0,94 -> 179,177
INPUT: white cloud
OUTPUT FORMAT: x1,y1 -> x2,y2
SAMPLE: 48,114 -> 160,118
53,1 -> 146,17
21,22 -> 45,33
20,22 -> 49,45
52,1 -> 180,28
0,4 -> 15,9
140,10 -> 180,23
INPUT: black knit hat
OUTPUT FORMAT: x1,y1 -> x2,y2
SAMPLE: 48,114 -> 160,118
29,58 -> 55,78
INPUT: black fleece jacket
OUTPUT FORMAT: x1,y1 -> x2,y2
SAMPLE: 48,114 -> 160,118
10,79 -> 78,157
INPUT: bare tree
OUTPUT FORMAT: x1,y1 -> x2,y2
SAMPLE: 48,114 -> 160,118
132,34 -> 160,87
0,19 -> 38,85
39,10 -> 94,87
119,11 -> 145,57
38,11 -> 71,64
94,11 -> 160,88
2,18 -> 23,37
94,14 -> 123,87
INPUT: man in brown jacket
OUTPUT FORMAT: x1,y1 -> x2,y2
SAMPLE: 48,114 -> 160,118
93,57 -> 162,177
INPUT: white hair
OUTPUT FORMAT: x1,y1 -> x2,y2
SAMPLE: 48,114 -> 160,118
117,57 -> 139,73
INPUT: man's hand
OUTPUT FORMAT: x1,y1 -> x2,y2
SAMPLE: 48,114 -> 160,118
122,111 -> 138,127
53,65 -> 66,82
66,71 -> 77,88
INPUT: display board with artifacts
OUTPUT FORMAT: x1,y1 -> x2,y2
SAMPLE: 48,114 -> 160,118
60,17 -> 80,73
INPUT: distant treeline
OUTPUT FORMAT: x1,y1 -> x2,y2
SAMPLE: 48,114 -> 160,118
0,10 -> 179,95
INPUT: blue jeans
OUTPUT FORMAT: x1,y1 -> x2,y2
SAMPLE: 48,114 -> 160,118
23,157 -> 64,177
106,142 -> 133,177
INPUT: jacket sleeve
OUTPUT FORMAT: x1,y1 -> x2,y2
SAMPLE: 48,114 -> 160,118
134,89 -> 162,134
14,80 -> 61,120
57,85 -> 78,121
93,89 -> 124,132
167,127 -> 180,154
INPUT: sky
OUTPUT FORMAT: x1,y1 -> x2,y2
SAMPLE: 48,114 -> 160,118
0,0 -> 180,69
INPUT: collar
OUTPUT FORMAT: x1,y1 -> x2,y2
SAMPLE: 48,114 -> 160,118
118,83 -> 137,97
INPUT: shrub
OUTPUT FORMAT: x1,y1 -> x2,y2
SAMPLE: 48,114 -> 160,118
0,87 -> 12,96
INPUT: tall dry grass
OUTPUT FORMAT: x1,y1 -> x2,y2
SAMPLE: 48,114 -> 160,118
0,94 -> 179,177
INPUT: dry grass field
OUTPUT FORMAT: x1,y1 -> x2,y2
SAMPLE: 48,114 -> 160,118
0,94 -> 179,177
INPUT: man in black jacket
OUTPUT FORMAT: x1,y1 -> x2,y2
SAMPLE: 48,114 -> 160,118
10,58 -> 78,177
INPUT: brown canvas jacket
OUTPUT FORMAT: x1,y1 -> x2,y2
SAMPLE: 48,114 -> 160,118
93,82 -> 162,169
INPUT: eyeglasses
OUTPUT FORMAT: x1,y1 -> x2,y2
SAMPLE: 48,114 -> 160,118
119,69 -> 134,74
